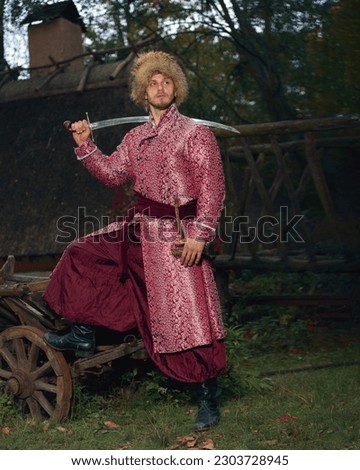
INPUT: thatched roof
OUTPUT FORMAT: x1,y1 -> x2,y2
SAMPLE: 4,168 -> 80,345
0,59 -> 131,103
0,55 -> 142,259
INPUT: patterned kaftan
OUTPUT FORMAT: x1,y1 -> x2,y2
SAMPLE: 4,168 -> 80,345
44,105 -> 226,366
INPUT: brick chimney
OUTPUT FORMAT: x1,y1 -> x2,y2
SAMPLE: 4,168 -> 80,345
21,1 -> 86,78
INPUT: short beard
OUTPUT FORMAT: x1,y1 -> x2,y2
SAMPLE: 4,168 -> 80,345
147,96 -> 175,111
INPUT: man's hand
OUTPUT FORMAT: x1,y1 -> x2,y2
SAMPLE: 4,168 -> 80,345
180,238 -> 205,267
71,119 -> 91,146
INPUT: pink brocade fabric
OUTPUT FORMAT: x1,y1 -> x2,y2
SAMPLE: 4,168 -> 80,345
140,217 -> 225,353
52,105 -> 227,354
75,105 -> 225,241
43,228 -> 227,383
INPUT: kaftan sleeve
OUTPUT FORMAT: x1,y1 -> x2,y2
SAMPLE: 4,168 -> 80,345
74,135 -> 133,187
185,125 -> 225,242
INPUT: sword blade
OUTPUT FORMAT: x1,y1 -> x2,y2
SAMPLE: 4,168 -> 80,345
90,116 -> 148,130
89,115 -> 241,135
191,118 -> 241,135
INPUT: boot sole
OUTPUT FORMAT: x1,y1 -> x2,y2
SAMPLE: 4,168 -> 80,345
43,336 -> 95,358
74,349 -> 95,358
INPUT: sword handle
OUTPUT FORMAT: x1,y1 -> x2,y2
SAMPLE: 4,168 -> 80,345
63,120 -> 74,132
63,114 -> 94,141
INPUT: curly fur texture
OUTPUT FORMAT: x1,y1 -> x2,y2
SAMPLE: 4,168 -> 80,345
130,51 -> 188,109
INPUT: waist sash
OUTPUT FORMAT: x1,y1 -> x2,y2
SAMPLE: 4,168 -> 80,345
134,192 -> 197,219
121,192 -> 197,282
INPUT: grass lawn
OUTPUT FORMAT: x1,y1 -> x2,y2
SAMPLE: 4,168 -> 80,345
1,319 -> 359,450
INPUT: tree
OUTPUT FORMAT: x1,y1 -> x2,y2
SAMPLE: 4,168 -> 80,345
0,0 -> 5,72
305,0 -> 360,115
2,0 -> 356,122
0,0 -> 37,74
164,1 -> 341,121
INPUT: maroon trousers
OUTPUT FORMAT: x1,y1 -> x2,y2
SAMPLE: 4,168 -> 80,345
43,227 -> 227,383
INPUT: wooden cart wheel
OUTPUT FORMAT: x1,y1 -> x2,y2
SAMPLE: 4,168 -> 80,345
0,326 -> 72,422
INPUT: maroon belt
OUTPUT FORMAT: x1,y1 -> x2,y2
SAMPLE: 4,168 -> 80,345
134,192 -> 197,219
120,192 -> 197,283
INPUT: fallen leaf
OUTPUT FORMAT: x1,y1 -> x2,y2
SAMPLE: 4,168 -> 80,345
199,438 -> 215,450
56,426 -> 66,432
345,444 -> 356,450
215,433 -> 224,440
276,414 -> 298,422
187,440 -> 198,448
170,434 -> 199,449
42,422 -> 50,431
27,420 -> 37,427
117,443 -> 131,450
182,435 -> 199,448
177,434 -> 196,442
104,421 -> 120,429
260,439 -> 278,446
0,427 -> 11,435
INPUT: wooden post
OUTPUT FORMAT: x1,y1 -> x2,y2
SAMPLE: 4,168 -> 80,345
269,135 -> 316,261
304,132 -> 339,240
241,138 -> 288,260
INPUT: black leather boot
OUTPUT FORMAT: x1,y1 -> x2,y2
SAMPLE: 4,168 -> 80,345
194,378 -> 220,432
44,324 -> 95,358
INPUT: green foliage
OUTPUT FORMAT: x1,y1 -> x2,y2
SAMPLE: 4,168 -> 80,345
241,315 -> 311,353
229,269 -> 357,297
0,385 -> 19,425
305,0 -> 360,115
225,306 -> 314,356
228,271 -> 318,305
224,270 -> 359,355
0,342 -> 358,449
136,370 -> 190,403
70,379 -> 109,420
220,325 -> 274,397
3,1 -> 359,121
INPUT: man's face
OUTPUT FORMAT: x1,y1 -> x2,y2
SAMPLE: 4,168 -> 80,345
145,73 -> 175,111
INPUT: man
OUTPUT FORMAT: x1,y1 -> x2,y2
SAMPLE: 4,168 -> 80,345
43,50 -> 226,431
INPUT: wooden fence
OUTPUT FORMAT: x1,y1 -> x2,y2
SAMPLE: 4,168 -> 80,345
210,114 -> 360,308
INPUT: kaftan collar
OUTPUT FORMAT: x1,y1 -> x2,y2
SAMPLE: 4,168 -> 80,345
148,104 -> 179,130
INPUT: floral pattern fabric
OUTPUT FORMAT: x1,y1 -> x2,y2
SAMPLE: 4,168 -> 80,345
75,105 -> 226,353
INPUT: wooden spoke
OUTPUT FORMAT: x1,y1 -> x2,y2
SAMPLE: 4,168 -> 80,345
32,390 -> 55,417
27,342 -> 40,370
0,345 -> 18,372
0,368 -> 12,379
14,337 -> 28,369
31,360 -> 53,380
0,326 -> 72,422
35,379 -> 58,394
25,396 -> 42,420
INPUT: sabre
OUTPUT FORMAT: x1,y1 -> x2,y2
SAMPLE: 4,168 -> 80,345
63,114 -> 241,136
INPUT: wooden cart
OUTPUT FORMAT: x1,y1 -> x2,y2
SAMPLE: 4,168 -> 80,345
0,255 -> 146,422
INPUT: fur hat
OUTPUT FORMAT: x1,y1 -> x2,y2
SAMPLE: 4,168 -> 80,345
130,50 -> 188,109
